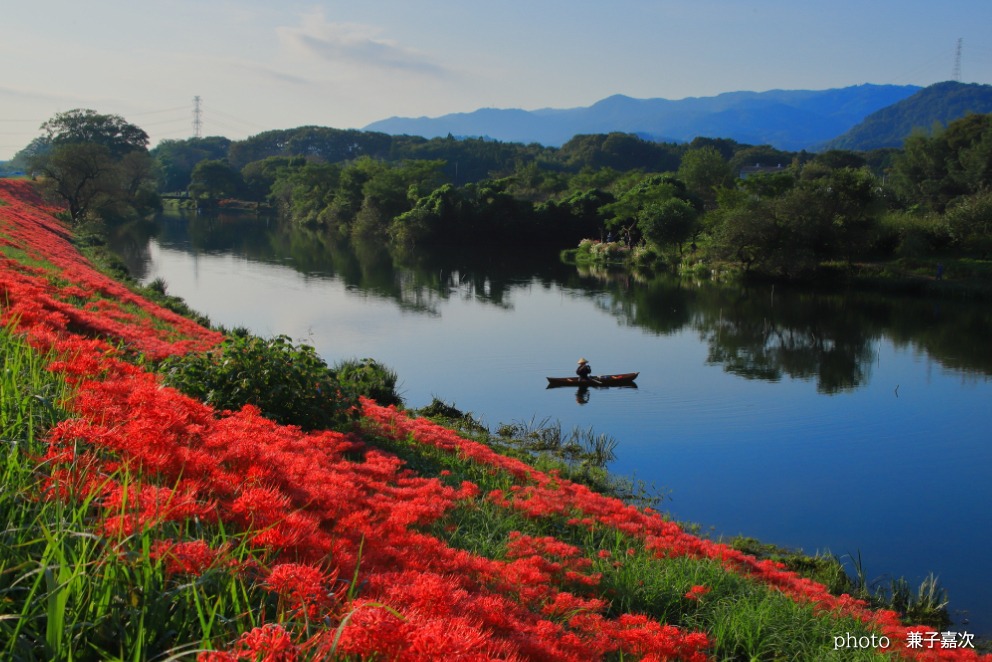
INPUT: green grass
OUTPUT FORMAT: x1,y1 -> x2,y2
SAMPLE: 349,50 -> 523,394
0,325 -> 271,659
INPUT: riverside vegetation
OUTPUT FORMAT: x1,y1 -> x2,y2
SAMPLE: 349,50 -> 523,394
3,176 -> 991,657
11,108 -> 992,298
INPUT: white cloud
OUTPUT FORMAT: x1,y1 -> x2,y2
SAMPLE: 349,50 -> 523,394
276,10 -> 452,78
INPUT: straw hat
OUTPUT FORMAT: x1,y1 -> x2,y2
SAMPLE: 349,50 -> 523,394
577,358 -> 588,364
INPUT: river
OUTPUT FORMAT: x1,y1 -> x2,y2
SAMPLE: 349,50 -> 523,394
108,210 -> 992,635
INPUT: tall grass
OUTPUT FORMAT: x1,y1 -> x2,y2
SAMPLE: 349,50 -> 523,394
0,326 -> 266,659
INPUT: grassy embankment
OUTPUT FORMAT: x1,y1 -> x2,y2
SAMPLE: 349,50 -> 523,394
1,179 -> 988,660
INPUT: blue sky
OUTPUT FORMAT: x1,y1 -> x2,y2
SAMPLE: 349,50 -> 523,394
2,0 -> 991,159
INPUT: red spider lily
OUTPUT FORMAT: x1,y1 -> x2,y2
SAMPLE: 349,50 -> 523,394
684,585 -> 711,601
151,539 -> 230,577
265,563 -> 342,620
198,624 -> 300,662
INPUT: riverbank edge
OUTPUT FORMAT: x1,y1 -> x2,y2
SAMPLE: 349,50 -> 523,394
562,246 -> 992,302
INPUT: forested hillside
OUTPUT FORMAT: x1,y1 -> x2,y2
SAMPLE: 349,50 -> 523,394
824,82 -> 992,150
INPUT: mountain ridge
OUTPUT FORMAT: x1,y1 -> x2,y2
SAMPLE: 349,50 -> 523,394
365,84 -> 923,151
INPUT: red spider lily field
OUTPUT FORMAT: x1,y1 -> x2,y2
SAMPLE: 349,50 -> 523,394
1,177 -> 988,660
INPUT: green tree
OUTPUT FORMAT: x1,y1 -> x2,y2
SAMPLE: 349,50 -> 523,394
188,159 -> 244,200
30,109 -> 155,223
637,197 -> 699,256
152,136 -> 232,192
269,161 -> 340,225
41,109 -> 148,157
890,114 -> 992,211
944,190 -> 992,253
677,146 -> 734,209
34,142 -> 116,222
799,166 -> 883,262
241,156 -> 306,202
603,174 -> 693,244
390,183 -> 465,245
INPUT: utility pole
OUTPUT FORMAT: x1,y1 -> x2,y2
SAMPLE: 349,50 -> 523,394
953,38 -> 963,82
192,95 -> 203,139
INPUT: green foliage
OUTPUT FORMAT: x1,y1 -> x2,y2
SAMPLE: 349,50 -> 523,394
333,358 -> 403,407
876,210 -> 951,258
557,132 -> 683,171
728,144 -> 796,175
226,126 -> 394,170
269,161 -> 343,226
890,113 -> 992,211
677,145 -> 735,208
638,197 -> 699,255
240,155 -> 306,201
40,108 -> 149,158
1,326 -> 69,455
122,99 -> 992,280
31,109 -> 157,223
944,190 -> 992,254
188,159 -> 245,200
151,136 -> 233,192
709,165 -> 885,274
159,333 -> 355,431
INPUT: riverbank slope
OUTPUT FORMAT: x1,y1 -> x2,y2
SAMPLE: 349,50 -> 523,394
1,179 -> 986,659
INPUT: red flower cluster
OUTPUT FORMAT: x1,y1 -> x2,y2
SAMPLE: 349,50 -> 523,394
0,179 -> 222,360
361,400 -> 990,661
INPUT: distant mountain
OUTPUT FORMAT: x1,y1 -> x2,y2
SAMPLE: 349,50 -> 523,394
364,84 -> 921,151
822,81 -> 992,151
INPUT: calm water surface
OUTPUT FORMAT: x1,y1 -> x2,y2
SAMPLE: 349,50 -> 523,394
110,212 -> 992,634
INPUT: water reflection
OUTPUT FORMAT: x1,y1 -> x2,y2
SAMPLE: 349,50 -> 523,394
693,288 -> 878,394
108,212 -> 992,391
576,386 -> 590,405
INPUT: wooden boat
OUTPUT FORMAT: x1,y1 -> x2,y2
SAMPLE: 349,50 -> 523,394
546,372 -> 639,388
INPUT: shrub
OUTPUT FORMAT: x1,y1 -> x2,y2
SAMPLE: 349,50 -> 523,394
159,334 -> 354,430
877,211 -> 952,258
333,357 -> 403,407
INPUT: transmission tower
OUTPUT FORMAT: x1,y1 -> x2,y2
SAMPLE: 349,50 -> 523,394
192,96 -> 203,139
953,38 -> 963,82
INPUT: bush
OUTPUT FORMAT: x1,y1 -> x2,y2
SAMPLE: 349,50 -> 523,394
333,357 -> 403,407
574,238 -> 632,265
159,334 -> 355,430
945,191 -> 992,255
877,211 -> 952,258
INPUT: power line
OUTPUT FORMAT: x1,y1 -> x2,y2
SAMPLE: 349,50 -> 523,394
127,106 -> 190,117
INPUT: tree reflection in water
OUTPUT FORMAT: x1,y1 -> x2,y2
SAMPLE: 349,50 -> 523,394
108,211 -> 992,392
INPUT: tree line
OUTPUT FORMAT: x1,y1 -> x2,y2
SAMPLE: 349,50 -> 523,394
17,108 -> 992,277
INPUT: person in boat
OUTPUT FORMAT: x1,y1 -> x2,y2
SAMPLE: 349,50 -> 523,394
576,358 -> 592,383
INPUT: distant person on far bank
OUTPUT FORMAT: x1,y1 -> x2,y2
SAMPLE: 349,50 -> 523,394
576,358 -> 592,383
